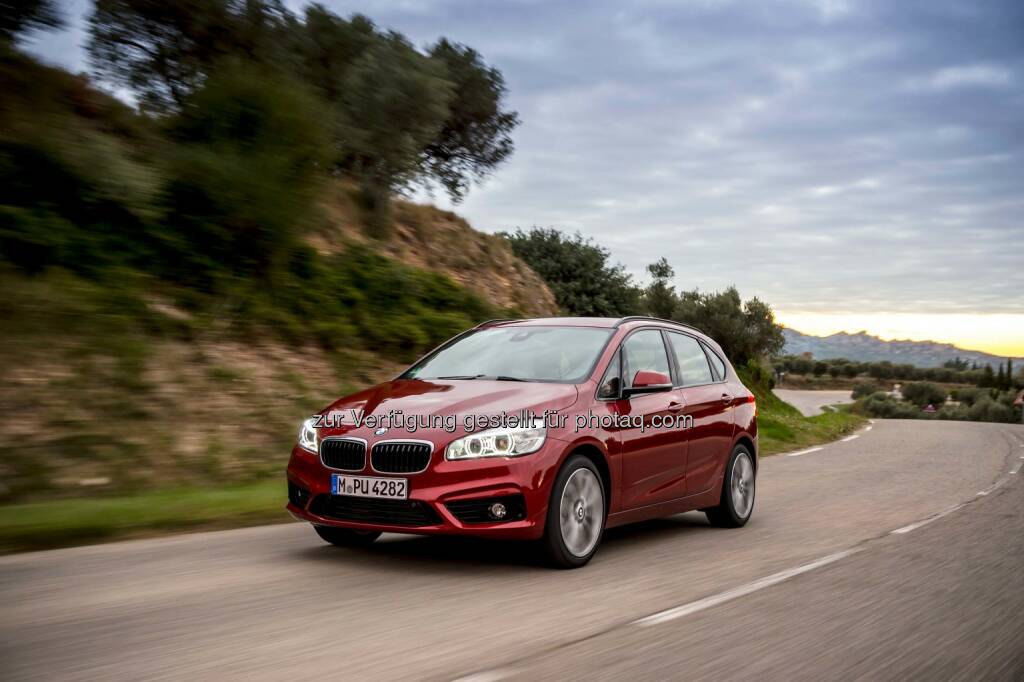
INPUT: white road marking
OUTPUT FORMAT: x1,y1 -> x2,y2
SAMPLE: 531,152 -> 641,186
787,446 -> 824,457
841,435 -> 859,442
865,426 -> 873,432
633,548 -> 862,628
891,503 -> 966,535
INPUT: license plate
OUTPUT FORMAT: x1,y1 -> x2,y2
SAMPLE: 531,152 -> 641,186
331,474 -> 408,500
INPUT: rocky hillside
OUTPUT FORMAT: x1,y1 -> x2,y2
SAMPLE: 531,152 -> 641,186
314,183 -> 558,317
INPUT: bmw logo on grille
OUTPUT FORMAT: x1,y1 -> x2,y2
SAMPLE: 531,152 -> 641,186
375,427 -> 387,436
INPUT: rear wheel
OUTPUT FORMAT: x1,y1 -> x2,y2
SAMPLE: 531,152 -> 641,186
543,455 -> 606,569
705,445 -> 756,528
314,525 -> 381,547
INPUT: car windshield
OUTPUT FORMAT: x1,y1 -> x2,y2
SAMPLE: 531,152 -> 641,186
404,326 -> 613,383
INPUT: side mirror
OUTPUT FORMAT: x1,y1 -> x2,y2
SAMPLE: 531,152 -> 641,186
624,370 -> 672,397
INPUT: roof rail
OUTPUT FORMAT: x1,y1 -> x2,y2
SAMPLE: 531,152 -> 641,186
474,318 -> 521,328
614,315 -> 704,334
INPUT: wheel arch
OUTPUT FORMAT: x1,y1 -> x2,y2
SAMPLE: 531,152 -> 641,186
559,440 -> 613,514
732,433 -> 758,472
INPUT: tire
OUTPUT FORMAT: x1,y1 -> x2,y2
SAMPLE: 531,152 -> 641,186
705,444 -> 756,528
543,455 -> 606,569
314,525 -> 381,547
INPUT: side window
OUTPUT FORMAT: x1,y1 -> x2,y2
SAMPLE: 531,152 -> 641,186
622,330 -> 671,387
597,351 -> 621,399
668,332 -> 714,386
703,344 -> 727,381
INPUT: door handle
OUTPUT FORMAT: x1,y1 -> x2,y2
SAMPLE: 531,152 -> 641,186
668,401 -> 685,412
721,393 -> 733,405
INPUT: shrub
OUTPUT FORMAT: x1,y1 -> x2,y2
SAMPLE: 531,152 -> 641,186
851,381 -> 880,399
951,387 -> 983,406
900,381 -> 947,408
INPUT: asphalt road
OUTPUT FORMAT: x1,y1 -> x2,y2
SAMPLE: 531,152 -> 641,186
2,420 -> 1023,681
773,388 -> 854,416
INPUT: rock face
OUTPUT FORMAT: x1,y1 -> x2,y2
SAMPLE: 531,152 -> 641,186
783,328 -> 1020,368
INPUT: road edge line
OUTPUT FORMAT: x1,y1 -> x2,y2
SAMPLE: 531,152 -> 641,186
632,548 -> 863,628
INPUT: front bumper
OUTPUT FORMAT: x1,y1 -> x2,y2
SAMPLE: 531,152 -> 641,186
285,440 -> 565,540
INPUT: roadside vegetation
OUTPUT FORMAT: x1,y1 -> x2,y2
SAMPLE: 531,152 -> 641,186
737,365 -> 865,455
777,357 -> 1022,424
506,229 -> 784,365
0,480 -> 286,553
775,355 -> 1018,388
854,384 -> 1021,423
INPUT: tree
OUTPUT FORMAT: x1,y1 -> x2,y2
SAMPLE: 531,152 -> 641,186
290,7 -> 376,103
158,63 -> 330,282
87,1 -> 519,214
978,365 -> 995,388
1,0 -> 62,40
673,287 -> 784,364
423,40 -> 519,203
502,227 -> 640,316
643,258 -> 677,319
943,356 -> 969,371
336,32 -> 453,233
87,0 -> 292,113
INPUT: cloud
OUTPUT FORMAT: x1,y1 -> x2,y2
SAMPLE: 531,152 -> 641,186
907,63 -> 1014,92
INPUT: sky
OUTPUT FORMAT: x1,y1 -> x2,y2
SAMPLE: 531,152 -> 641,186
22,0 -> 1024,356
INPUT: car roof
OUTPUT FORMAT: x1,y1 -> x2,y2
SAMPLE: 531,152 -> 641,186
478,316 -> 707,336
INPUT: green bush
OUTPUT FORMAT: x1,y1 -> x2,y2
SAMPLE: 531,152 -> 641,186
900,382 -> 947,408
744,359 -> 775,390
851,381 -> 880,399
951,387 -> 983,406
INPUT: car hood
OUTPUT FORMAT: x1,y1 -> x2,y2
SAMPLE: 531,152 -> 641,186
318,378 -> 579,440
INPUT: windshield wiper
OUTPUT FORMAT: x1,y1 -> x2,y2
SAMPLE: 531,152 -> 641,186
493,375 -> 529,382
437,375 -> 483,380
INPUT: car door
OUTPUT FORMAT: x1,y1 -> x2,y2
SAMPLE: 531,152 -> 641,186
616,329 -> 689,509
665,332 -> 735,495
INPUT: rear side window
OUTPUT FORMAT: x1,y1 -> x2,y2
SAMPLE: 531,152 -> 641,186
703,344 -> 727,380
667,332 -> 714,386
622,329 -> 671,386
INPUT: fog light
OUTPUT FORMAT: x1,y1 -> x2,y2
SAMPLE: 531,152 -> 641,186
489,502 -> 507,519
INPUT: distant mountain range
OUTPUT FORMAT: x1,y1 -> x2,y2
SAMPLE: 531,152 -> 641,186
783,329 -> 1020,368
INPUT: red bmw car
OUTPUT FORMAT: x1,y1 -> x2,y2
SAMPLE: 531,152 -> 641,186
286,316 -> 757,568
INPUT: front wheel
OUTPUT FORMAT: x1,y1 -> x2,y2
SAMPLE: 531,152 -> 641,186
543,455 -> 606,569
705,445 -> 756,528
314,525 -> 381,547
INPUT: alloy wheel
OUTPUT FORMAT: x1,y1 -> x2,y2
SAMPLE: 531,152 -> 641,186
559,468 -> 604,557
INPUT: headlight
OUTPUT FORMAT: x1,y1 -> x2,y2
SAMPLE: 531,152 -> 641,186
446,420 -> 547,460
298,417 -> 318,453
